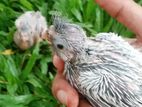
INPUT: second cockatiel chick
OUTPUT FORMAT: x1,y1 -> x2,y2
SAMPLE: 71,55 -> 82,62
14,11 -> 48,50
48,17 -> 142,107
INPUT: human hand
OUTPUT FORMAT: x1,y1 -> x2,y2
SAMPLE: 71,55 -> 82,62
52,0 -> 142,107
52,55 -> 91,107
96,0 -> 142,46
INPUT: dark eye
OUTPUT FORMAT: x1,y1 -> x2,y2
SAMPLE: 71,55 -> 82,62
57,44 -> 64,49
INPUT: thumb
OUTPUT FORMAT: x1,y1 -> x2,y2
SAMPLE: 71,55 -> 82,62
53,54 -> 64,74
52,74 -> 79,107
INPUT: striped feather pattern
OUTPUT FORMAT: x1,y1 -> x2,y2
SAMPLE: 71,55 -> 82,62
64,33 -> 142,107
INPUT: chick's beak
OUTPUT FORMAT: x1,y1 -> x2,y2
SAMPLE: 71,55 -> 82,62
46,32 -> 51,45
47,25 -> 56,45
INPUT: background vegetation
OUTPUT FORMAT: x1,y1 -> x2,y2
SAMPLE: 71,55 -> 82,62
0,0 -> 141,107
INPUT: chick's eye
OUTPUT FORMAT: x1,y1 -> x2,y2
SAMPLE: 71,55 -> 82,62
57,44 -> 64,49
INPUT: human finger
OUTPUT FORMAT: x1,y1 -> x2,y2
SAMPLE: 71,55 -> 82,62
53,54 -> 64,74
52,73 -> 79,107
95,0 -> 142,41
78,97 -> 92,107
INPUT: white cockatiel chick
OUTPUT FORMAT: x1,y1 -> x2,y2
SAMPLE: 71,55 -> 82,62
48,16 -> 142,107
14,11 -> 48,50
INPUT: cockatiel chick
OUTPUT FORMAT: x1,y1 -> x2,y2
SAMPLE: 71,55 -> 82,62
14,11 -> 48,50
48,17 -> 142,107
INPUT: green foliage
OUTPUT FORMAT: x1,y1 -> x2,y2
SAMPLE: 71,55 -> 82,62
0,41 -> 59,106
52,0 -> 137,37
0,0 -> 141,107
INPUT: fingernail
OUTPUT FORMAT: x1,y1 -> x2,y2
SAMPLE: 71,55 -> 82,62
57,90 -> 67,105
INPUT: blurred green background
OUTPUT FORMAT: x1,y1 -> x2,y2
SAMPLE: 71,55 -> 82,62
0,0 -> 141,107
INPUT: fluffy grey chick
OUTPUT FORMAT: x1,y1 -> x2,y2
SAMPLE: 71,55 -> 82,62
48,17 -> 142,107
14,11 -> 48,50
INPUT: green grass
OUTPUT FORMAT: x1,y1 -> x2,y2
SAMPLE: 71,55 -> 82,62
0,0 -> 141,107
